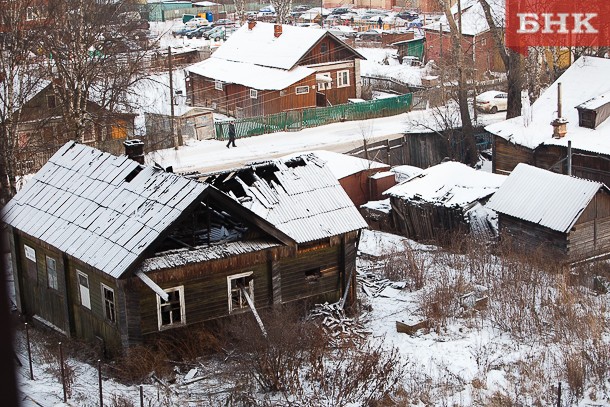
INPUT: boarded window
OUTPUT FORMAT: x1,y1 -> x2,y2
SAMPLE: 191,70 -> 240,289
24,245 -> 37,282
77,271 -> 91,309
157,286 -> 185,330
46,256 -> 58,290
295,86 -> 309,95
337,70 -> 350,87
101,284 -> 116,323
227,272 -> 253,313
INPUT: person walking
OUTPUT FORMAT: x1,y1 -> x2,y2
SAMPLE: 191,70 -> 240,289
226,121 -> 236,148
377,17 -> 383,29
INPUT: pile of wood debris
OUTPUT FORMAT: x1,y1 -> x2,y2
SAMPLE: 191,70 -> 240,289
307,302 -> 371,346
357,266 -> 407,298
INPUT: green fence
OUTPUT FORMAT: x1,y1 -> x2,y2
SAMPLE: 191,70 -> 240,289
215,93 -> 413,140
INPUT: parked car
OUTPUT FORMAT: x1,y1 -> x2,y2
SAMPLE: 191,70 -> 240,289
212,19 -> 235,27
396,11 -> 418,21
476,91 -> 508,113
330,7 -> 351,15
328,26 -> 357,38
172,25 -> 194,37
186,25 -> 213,39
203,26 -> 226,40
185,17 -> 210,28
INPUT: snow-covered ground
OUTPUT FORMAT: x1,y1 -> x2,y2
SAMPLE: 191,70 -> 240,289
11,229 -> 610,406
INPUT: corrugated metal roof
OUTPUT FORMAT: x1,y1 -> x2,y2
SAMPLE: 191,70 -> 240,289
485,163 -> 604,233
220,156 -> 368,244
2,142 -> 208,278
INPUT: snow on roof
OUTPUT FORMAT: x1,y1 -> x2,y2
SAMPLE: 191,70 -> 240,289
485,163 -> 605,233
391,165 -> 424,183
1,142 -> 208,278
485,57 -> 610,154
217,156 -> 368,243
576,89 -> 610,111
210,22 -> 327,70
187,58 -> 313,90
138,239 -> 281,273
384,161 -> 505,207
282,150 -> 389,179
423,0 -> 504,36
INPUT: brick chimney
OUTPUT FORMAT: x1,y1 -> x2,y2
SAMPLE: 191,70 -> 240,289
124,139 -> 145,164
248,19 -> 256,30
274,24 -> 282,38
551,82 -> 568,138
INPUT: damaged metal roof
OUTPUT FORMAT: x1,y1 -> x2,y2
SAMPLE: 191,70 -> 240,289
486,163 -> 606,233
2,142 -> 208,278
209,156 -> 369,244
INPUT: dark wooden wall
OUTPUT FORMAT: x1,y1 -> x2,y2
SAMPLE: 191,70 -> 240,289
492,136 -> 535,175
498,214 -> 568,259
569,191 -> 610,261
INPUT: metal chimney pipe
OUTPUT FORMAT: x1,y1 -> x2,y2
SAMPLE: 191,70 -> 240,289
557,82 -> 562,118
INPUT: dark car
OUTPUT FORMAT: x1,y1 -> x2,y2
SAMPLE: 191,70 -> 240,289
186,25 -> 213,39
203,26 -> 226,40
330,7 -> 351,15
396,11 -> 418,21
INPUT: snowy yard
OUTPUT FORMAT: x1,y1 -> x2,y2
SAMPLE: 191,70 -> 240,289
11,229 -> 610,406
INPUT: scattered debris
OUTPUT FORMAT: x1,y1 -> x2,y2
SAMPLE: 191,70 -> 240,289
396,319 -> 430,335
357,267 -> 406,297
307,302 -> 371,346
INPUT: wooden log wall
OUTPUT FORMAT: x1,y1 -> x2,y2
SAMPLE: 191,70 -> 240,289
498,214 -> 568,259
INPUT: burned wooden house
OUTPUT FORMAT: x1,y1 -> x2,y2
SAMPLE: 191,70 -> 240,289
384,162 -> 505,242
486,163 -> 610,263
487,56 -> 610,186
2,142 -> 367,353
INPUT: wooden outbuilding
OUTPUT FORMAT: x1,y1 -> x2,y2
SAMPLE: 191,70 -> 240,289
486,163 -> 610,263
185,21 -> 366,118
487,57 -> 610,186
2,142 -> 367,353
384,161 -> 505,242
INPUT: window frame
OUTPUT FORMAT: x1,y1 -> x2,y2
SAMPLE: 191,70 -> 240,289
101,283 -> 116,323
214,80 -> 223,91
77,270 -> 91,310
156,286 -> 186,330
317,73 -> 332,91
337,70 -> 350,88
227,272 -> 254,313
250,89 -> 258,99
24,245 -> 38,282
46,256 -> 58,290
46,95 -> 56,109
295,86 -> 310,95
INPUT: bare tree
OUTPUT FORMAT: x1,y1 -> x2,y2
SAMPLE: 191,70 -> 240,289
0,0 -> 47,206
39,0 -> 152,141
479,0 -> 524,119
233,0 -> 247,24
437,0 -> 478,166
270,0 -> 292,24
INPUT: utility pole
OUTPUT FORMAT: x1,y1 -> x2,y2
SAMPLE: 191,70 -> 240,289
168,46 -> 178,150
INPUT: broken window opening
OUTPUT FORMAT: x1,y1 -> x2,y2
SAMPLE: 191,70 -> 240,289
305,268 -> 322,283
46,256 -> 58,290
157,286 -> 185,330
102,284 -> 116,323
227,272 -> 254,313
77,270 -> 91,309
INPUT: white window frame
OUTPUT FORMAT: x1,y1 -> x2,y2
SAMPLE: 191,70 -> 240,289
337,70 -> 350,88
82,124 -> 95,143
317,73 -> 332,91
295,86 -> 309,95
214,80 -> 223,91
101,283 -> 116,323
227,272 -> 254,313
77,270 -> 91,310
157,286 -> 186,330
46,256 -> 58,290
24,245 -> 36,262
250,89 -> 258,99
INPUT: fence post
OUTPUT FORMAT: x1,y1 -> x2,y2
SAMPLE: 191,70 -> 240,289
25,323 -> 34,380
557,381 -> 561,407
98,359 -> 103,407
59,342 -> 67,403
140,385 -> 144,407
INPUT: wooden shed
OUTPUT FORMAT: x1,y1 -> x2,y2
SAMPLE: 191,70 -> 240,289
2,142 -> 367,353
486,163 -> 610,263
487,57 -> 610,186
384,162 -> 505,242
